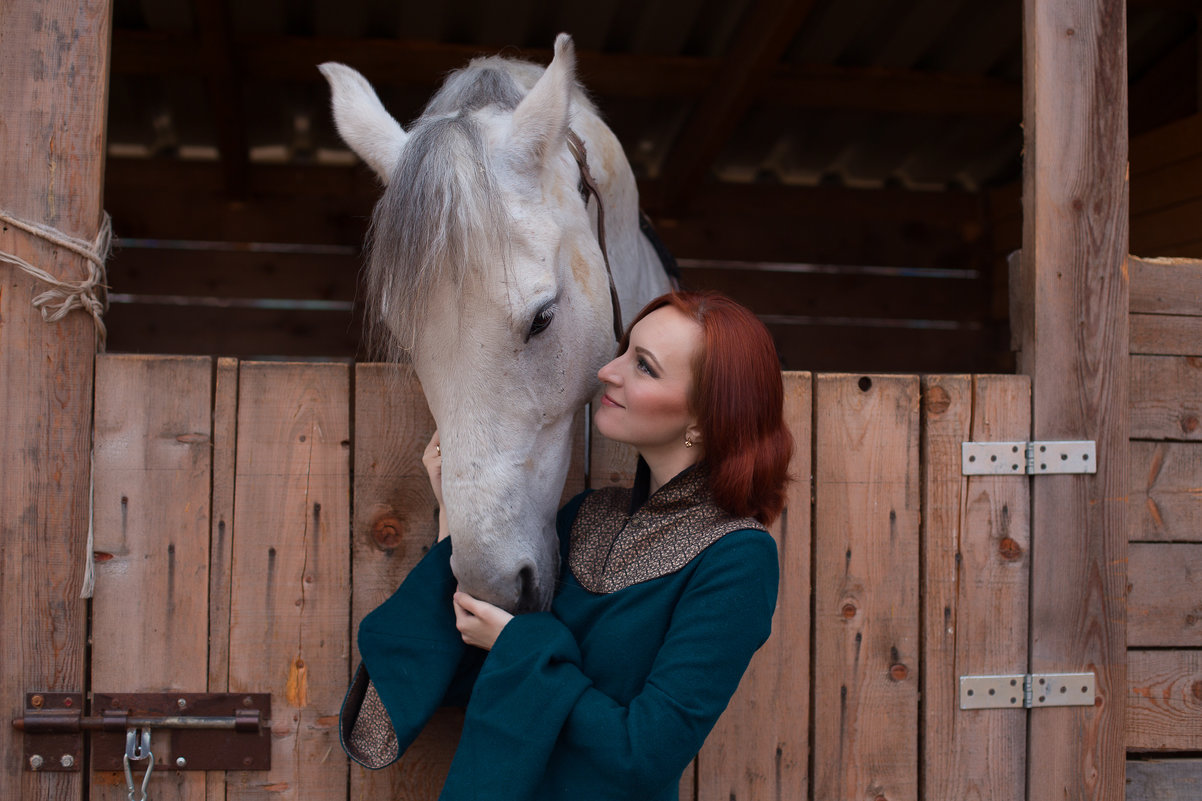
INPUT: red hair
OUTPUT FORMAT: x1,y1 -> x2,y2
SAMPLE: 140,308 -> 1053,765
620,291 -> 793,524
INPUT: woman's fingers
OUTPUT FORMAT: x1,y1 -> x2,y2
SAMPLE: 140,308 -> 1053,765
452,590 -> 514,650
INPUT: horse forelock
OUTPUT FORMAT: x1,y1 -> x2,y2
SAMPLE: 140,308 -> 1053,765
363,57 -> 597,361
364,112 -> 511,358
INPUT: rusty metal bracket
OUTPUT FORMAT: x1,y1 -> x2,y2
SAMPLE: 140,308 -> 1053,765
14,692 -> 271,772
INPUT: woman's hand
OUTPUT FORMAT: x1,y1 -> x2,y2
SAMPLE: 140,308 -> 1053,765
422,431 -> 450,541
452,590 -> 514,651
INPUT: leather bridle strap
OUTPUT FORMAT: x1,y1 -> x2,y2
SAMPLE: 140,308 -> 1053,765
566,129 -> 624,343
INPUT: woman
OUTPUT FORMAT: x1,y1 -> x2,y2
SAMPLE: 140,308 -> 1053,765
340,291 -> 792,800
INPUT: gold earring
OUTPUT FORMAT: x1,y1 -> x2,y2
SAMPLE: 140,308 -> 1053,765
684,437 -> 694,448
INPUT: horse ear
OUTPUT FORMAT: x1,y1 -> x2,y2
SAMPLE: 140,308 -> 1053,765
319,63 -> 408,184
509,34 -> 575,173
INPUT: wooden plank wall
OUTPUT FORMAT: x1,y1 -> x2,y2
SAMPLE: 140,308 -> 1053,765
100,166 -> 1004,373
1124,256 -> 1202,800
991,113 -> 1202,299
87,362 -> 1038,800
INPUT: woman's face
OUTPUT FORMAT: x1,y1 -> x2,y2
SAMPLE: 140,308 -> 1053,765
594,305 -> 702,454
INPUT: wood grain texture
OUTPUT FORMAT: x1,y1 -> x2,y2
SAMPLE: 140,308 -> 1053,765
226,362 -> 351,801
1126,652 -> 1202,751
698,372 -> 812,801
921,374 -> 1030,801
1129,257 -> 1202,316
351,363 -> 455,801
1126,759 -> 1202,801
1129,356 -> 1202,442
207,357 -> 238,801
589,411 -> 639,490
1128,441 -> 1202,542
1019,0 -> 1129,798
91,355 -> 212,801
0,2 -> 112,801
1131,314 -> 1202,357
1127,544 -> 1202,647
813,374 -> 921,801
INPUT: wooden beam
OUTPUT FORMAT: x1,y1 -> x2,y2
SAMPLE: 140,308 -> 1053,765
193,0 -> 249,197
109,29 -> 1023,119
765,62 -> 1021,117
110,30 -> 718,98
0,3 -> 111,801
652,0 -> 817,212
1018,2 -> 1128,801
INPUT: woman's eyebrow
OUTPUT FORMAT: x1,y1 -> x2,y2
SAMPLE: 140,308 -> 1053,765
634,345 -> 664,374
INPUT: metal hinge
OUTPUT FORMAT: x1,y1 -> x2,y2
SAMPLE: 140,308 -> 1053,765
961,440 -> 1096,475
959,673 -> 1095,709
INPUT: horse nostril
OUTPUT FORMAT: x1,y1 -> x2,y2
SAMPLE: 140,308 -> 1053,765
516,563 -> 538,613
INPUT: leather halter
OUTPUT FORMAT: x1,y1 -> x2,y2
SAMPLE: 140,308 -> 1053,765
565,129 -> 624,343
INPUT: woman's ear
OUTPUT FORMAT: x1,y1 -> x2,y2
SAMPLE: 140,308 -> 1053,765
685,423 -> 703,448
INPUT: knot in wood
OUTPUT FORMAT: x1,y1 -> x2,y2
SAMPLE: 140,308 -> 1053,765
889,663 -> 909,681
925,385 -> 951,415
841,603 -> 857,619
998,537 -> 1023,560
1181,415 -> 1199,434
371,515 -> 404,550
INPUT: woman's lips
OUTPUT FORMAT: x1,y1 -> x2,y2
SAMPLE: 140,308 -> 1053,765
601,394 -> 624,409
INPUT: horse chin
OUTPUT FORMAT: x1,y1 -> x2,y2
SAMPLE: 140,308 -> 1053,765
449,535 -> 559,615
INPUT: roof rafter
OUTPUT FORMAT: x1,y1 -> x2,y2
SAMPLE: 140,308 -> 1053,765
652,0 -> 819,213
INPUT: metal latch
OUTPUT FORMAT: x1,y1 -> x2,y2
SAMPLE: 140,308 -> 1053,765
959,673 -> 1095,709
961,441 -> 1096,475
13,692 -> 271,772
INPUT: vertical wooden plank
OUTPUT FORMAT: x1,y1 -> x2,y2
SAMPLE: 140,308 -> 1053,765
207,357 -> 238,801
921,374 -> 1030,801
813,374 -> 920,801
351,363 -> 455,801
589,409 -> 639,490
1020,0 -> 1129,797
226,362 -> 350,801
0,2 -> 110,801
90,355 -> 212,801
698,372 -> 811,801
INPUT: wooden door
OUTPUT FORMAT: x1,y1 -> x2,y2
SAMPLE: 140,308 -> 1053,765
78,358 -> 1037,800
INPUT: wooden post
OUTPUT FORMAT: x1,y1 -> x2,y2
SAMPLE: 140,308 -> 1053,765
1019,1 -> 1128,800
0,2 -> 111,800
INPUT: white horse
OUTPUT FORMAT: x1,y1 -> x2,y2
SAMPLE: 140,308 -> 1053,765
321,34 -> 672,612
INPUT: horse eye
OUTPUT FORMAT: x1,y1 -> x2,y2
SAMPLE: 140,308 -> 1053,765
529,306 -> 555,338
577,178 -> 589,204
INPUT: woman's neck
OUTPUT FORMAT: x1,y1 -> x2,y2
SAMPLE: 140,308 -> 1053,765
643,446 -> 703,494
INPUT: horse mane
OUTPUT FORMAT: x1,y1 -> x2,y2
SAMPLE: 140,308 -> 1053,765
364,58 -> 585,359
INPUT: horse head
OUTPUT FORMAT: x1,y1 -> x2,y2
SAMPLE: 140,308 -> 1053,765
322,35 -> 665,612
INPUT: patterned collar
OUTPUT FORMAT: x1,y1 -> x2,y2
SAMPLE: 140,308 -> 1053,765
568,461 -> 766,593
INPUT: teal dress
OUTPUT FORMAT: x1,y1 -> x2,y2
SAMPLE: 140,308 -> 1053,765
342,466 -> 779,801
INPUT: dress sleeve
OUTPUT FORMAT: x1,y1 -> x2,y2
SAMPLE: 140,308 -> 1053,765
440,529 -> 779,800
347,537 -> 478,767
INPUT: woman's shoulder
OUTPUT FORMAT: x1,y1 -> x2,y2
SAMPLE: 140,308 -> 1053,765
701,525 -> 777,564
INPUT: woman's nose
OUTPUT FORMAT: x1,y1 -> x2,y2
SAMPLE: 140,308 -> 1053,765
597,357 -> 619,385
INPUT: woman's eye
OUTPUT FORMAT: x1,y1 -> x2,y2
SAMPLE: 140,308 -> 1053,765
529,306 -> 555,338
636,357 -> 656,377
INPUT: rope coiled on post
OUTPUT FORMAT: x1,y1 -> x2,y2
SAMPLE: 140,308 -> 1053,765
0,208 -> 112,349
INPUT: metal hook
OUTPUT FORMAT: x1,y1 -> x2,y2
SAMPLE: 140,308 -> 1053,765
123,727 -> 154,801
